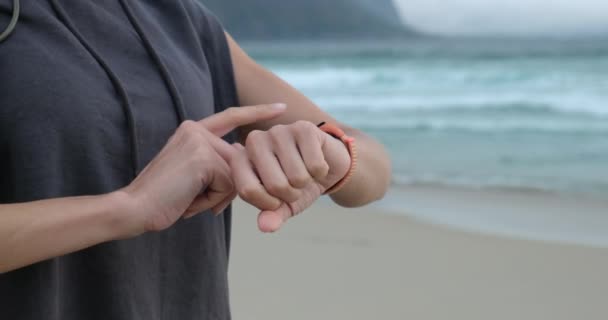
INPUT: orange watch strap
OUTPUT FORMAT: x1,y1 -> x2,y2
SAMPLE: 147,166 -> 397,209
317,122 -> 357,195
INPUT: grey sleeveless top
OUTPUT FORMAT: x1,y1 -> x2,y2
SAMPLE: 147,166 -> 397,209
0,1 -> 238,319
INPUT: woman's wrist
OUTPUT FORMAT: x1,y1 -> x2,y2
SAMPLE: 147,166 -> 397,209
104,190 -> 145,240
317,122 -> 357,195
329,132 -> 391,207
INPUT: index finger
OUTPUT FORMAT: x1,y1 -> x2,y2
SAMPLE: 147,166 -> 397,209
199,103 -> 286,137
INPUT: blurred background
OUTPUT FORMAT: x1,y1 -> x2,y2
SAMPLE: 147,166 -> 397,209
200,1 -> 608,319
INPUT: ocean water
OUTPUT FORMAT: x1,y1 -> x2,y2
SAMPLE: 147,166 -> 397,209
245,38 -> 608,198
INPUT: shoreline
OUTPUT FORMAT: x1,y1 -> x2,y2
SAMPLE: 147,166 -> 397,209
390,179 -> 608,199
378,185 -> 608,248
229,200 -> 608,320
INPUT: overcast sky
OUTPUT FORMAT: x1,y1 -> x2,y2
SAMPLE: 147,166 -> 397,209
393,0 -> 608,36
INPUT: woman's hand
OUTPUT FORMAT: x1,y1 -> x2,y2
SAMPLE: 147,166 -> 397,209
231,120 -> 351,233
120,104 -> 286,237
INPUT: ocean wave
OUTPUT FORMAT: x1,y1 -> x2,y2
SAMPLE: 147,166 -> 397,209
391,174 -> 608,196
320,99 -> 608,133
312,95 -> 608,117
350,118 -> 608,133
271,65 -> 608,117
272,61 -> 608,90
254,39 -> 608,199
273,66 -> 565,89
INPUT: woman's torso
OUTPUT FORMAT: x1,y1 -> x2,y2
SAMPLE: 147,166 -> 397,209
0,1 -> 237,319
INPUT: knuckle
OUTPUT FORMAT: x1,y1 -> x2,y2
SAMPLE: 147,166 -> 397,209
310,161 -> 330,178
289,173 -> 311,188
179,120 -> 199,134
271,124 -> 287,133
269,125 -> 288,143
178,121 -> 202,143
266,181 -> 292,197
245,130 -> 267,147
294,120 -> 315,133
239,183 -> 263,200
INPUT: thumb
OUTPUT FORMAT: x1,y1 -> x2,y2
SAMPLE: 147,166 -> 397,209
208,136 -> 238,163
209,141 -> 247,165
257,203 -> 292,233
199,103 -> 287,137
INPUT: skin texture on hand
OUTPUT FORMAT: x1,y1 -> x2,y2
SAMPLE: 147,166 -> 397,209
231,120 -> 351,233
121,104 -> 286,236
0,104 -> 287,273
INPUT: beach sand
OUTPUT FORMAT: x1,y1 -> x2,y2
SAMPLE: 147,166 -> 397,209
229,192 -> 608,320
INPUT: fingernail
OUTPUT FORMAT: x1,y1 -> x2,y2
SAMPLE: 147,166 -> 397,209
271,103 -> 286,110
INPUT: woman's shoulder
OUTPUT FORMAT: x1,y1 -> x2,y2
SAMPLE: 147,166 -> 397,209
179,0 -> 225,34
133,0 -> 225,39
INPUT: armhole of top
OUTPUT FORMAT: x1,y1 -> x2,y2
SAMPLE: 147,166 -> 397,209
196,4 -> 240,113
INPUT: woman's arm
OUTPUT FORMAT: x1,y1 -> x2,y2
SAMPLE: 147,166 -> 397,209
226,33 -> 392,207
0,193 -> 131,273
0,105 -> 284,273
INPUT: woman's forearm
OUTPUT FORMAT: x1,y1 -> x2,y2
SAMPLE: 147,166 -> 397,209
0,192 -> 130,273
226,33 -> 392,208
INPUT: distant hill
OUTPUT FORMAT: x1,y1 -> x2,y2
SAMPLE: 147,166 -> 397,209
200,0 -> 415,40
353,0 -> 403,27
